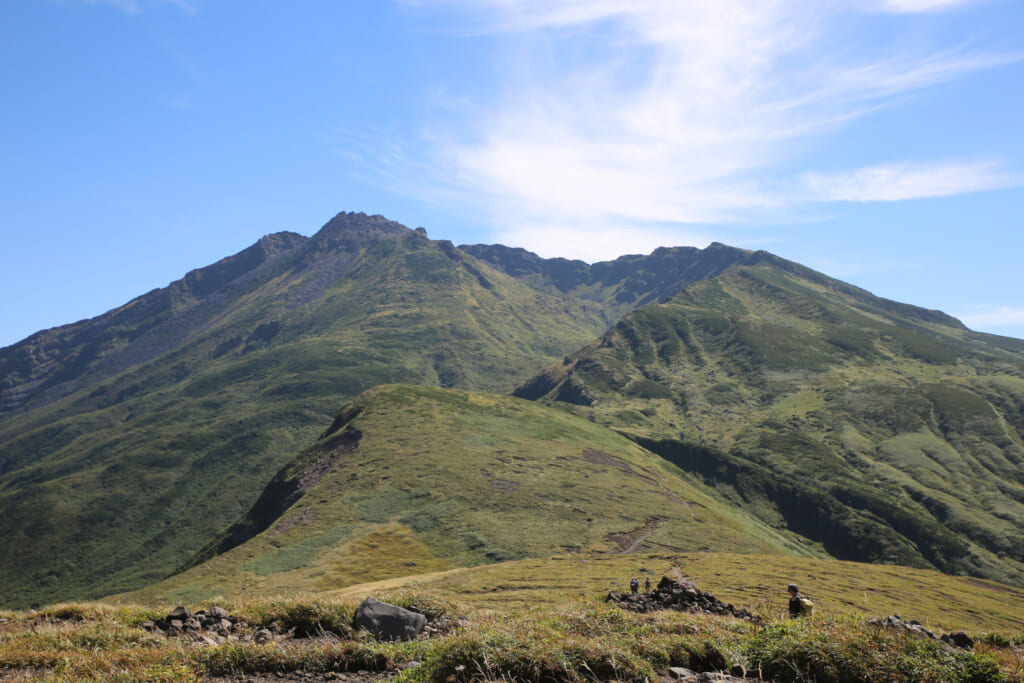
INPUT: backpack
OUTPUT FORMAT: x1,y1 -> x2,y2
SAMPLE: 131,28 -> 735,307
798,597 -> 814,616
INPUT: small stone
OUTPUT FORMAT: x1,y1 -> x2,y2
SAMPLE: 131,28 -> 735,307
167,605 -> 192,620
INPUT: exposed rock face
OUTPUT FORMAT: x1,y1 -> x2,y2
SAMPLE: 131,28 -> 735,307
354,597 -> 427,641
607,576 -> 759,622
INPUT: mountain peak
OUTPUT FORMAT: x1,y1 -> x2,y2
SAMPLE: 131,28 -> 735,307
317,211 -> 411,239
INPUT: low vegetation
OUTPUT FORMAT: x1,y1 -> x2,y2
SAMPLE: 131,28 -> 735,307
3,554 -> 1023,682
520,262 -> 1024,586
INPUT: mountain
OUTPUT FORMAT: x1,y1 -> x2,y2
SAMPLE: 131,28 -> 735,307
128,384 -> 815,601
459,241 -> 756,322
2,211 -> 1022,609
512,250 -> 1024,585
0,213 -> 761,608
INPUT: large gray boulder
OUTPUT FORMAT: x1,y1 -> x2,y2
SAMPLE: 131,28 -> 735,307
354,597 -> 427,641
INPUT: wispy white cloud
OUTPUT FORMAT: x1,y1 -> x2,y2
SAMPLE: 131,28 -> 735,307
389,0 -> 1021,260
956,305 -> 1024,330
801,160 -> 1021,202
868,0 -> 985,13
491,221 -> 714,263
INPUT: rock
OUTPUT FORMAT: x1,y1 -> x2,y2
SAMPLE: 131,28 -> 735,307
871,615 -> 978,650
167,605 -> 192,620
254,628 -> 274,644
192,633 -> 221,646
607,577 -> 760,623
942,632 -> 975,649
659,668 -> 751,683
209,605 -> 229,619
354,597 -> 427,641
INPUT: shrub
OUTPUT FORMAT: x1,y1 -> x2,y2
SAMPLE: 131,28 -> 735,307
740,616 -> 1007,683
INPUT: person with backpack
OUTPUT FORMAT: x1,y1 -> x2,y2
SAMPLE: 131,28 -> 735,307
630,578 -> 639,594
787,583 -> 813,617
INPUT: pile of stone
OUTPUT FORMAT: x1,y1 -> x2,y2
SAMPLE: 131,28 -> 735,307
141,598 -> 461,646
659,665 -> 763,682
141,605 -> 258,644
607,577 -> 760,623
868,615 -> 975,650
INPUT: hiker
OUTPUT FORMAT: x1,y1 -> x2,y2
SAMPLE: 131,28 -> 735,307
644,577 -> 652,592
787,583 -> 813,618
630,577 -> 639,594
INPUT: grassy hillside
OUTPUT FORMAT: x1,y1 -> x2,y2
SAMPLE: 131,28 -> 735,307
3,214 -> 1023,612
125,384 -> 813,603
0,215 -> 618,608
515,256 -> 1024,586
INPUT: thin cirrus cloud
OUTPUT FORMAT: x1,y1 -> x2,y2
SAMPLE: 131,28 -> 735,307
956,305 -> 1024,330
870,0 -> 984,12
396,0 -> 1020,259
800,161 -> 1022,202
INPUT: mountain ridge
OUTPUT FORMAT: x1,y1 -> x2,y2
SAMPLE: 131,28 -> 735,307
0,212 -> 759,606
1,210 -> 1022,608
510,259 -> 1024,585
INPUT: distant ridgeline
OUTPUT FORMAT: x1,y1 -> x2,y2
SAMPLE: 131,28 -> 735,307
0,211 -> 1022,608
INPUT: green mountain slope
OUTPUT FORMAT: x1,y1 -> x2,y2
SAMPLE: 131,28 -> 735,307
514,252 -> 1024,585
0,213 -> 770,608
461,241 -> 767,321
128,384 -> 815,602
3,212 -> 1022,608
0,214 -> 623,607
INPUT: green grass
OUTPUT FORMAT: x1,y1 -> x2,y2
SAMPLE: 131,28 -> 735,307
4,221 -> 1024,614
520,262 -> 1024,587
3,553 -> 1024,682
122,385 -> 812,604
0,226 -> 616,608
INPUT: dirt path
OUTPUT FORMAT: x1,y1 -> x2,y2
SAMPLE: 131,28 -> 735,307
607,517 -> 666,553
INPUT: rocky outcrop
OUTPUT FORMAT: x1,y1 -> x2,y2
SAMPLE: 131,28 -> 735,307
607,576 -> 759,622
868,614 -> 975,649
354,597 -> 427,641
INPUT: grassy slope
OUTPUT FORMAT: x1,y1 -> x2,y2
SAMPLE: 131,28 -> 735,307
515,259 -> 1024,586
7,553 -> 1023,682
0,226 -> 612,608
122,385 -> 815,604
321,552 -> 1024,634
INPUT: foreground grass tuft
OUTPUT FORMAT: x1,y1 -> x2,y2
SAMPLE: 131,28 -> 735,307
742,616 -> 1008,683
1,581 -> 1021,682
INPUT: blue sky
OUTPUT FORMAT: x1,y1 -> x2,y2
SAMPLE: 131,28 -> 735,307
1,0 -> 1022,348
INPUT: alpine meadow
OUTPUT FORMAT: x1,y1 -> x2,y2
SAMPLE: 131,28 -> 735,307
2,212 -> 1023,682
